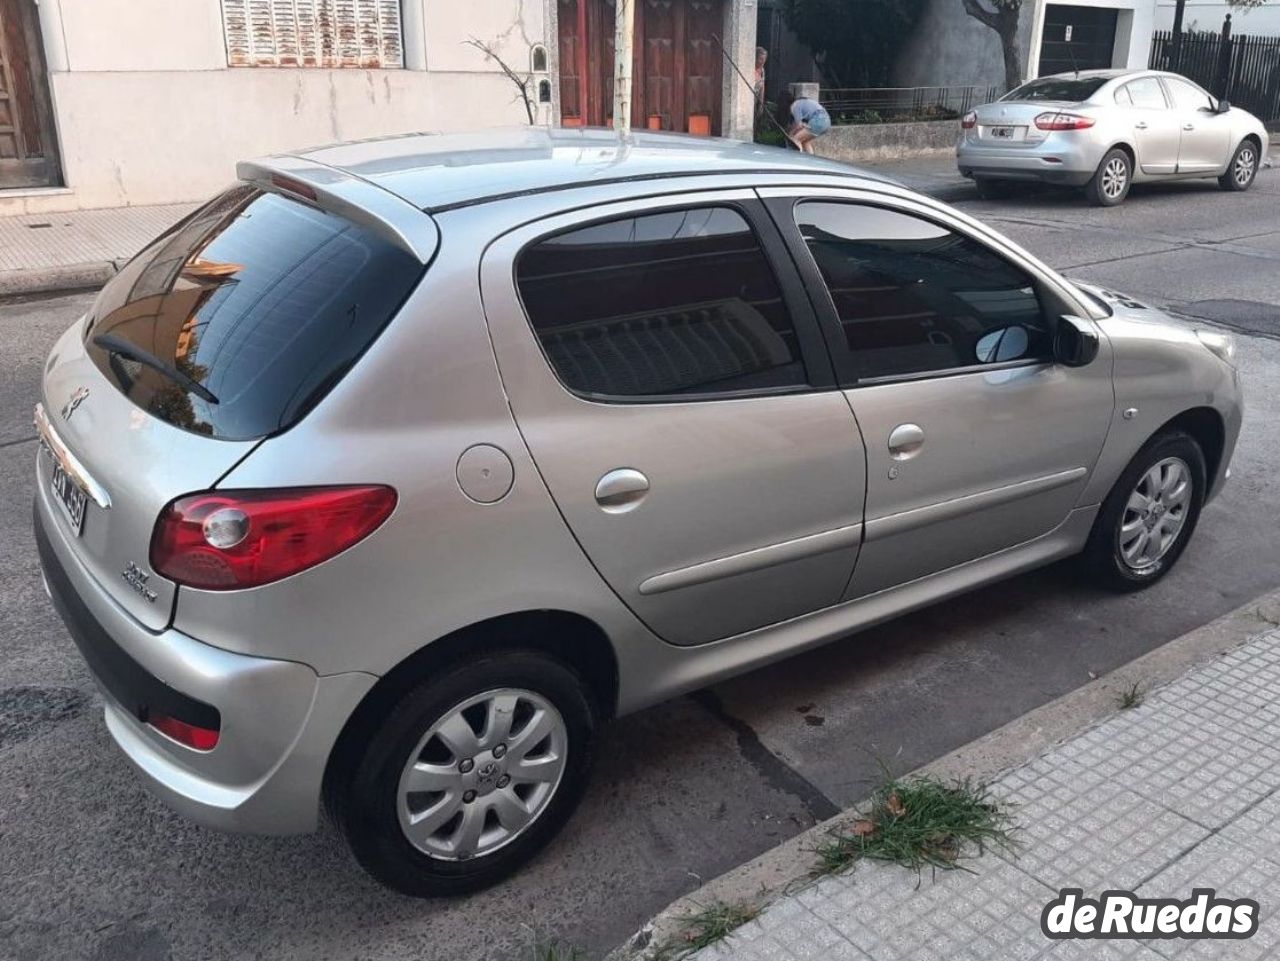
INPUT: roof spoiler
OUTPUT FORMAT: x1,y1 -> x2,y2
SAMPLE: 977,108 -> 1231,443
236,156 -> 439,263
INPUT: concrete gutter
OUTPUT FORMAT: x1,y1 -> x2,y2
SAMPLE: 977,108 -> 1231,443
0,260 -> 122,298
607,586 -> 1280,960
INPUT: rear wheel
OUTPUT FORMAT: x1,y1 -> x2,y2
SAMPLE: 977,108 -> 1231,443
1085,148 -> 1132,206
328,651 -> 596,896
1081,431 -> 1206,591
1219,139 -> 1259,191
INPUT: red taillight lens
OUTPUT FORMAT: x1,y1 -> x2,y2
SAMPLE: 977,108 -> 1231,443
961,111 -> 977,130
151,486 -> 397,590
149,712 -> 220,750
1034,111 -> 1096,131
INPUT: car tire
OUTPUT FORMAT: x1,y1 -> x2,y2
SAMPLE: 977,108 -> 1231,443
327,650 -> 597,897
1081,430 -> 1206,592
1084,148 -> 1132,206
1218,139 -> 1260,192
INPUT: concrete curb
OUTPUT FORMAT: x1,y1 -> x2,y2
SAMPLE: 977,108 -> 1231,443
606,586 -> 1280,961
0,260 -> 117,297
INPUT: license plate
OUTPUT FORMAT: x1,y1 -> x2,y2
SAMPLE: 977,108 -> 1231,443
49,455 -> 88,536
990,126 -> 1016,139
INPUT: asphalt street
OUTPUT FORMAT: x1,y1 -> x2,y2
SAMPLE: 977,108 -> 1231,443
3,163 -> 1280,961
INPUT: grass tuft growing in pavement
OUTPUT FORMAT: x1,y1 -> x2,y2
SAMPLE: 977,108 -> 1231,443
653,900 -> 760,961
1117,682 -> 1144,710
528,943 -> 583,961
815,773 -> 1014,876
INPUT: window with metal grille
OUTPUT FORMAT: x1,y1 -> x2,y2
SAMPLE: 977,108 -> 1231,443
221,0 -> 404,68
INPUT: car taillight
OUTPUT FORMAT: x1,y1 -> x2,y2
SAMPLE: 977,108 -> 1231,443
149,712 -> 220,750
961,111 -> 977,129
1035,111 -> 1096,131
151,486 -> 397,590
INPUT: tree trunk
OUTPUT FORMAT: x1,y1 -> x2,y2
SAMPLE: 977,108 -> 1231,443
961,0 -> 1025,93
1000,19 -> 1022,91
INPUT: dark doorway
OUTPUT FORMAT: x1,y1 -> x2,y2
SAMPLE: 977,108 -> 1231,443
1038,5 -> 1119,77
0,0 -> 60,189
557,0 -> 724,134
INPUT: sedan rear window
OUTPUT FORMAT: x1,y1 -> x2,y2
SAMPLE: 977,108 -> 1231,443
85,185 -> 423,440
1003,77 -> 1108,102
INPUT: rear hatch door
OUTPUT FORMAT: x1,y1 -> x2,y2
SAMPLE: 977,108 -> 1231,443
39,176 -> 431,630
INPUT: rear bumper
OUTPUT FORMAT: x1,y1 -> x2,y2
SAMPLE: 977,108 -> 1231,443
956,140 -> 1099,186
34,492 -> 376,835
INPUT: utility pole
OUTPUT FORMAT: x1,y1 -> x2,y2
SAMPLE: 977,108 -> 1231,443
613,0 -> 635,135
1171,0 -> 1186,70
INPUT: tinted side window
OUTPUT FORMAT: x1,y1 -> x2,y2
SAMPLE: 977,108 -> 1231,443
1114,86 -> 1133,106
1125,78 -> 1169,109
795,202 -> 1051,381
1166,77 -> 1213,111
516,207 -> 808,399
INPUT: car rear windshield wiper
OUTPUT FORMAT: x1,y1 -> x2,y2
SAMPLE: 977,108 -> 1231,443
91,332 -> 220,405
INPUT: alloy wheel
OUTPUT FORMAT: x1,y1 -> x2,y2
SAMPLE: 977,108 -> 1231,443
1101,157 -> 1128,200
1118,456 -> 1192,571
396,688 -> 569,861
1234,146 -> 1257,187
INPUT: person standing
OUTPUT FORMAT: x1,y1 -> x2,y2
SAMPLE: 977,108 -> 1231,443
777,89 -> 831,154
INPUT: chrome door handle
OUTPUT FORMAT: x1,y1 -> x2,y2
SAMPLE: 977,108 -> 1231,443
887,423 -> 925,461
595,468 -> 649,513
1183,123 -> 1195,131
1134,121 -> 1148,130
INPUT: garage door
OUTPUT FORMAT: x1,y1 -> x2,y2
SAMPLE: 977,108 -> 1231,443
1039,5 -> 1119,76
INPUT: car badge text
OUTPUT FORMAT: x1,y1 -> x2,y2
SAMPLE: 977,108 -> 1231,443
61,387 -> 90,422
122,562 -> 158,603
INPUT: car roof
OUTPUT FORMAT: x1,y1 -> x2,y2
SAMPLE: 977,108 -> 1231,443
290,127 -> 894,212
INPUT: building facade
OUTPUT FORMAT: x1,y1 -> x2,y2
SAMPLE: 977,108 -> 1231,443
0,0 -> 757,214
1155,0 -> 1280,36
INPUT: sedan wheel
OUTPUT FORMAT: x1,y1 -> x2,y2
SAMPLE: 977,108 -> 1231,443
1086,149 -> 1132,206
1117,457 -> 1192,572
1219,141 -> 1259,192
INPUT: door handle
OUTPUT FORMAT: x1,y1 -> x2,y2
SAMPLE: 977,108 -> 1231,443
595,468 -> 649,513
887,423 -> 925,461
1183,123 -> 1195,131
1134,121 -> 1149,130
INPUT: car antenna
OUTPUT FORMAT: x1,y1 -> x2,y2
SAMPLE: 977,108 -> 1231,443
711,34 -> 796,146
1067,38 -> 1080,78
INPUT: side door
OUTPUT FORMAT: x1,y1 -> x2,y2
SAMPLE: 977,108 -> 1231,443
479,191 -> 868,646
1116,76 -> 1179,175
763,188 -> 1115,599
1163,76 -> 1232,173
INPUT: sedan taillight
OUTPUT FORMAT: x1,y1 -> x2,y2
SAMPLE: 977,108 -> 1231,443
961,111 -> 977,130
1035,111 -> 1096,131
151,486 -> 397,590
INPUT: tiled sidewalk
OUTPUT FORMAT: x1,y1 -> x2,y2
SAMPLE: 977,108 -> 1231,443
690,628 -> 1280,961
0,203 -> 194,295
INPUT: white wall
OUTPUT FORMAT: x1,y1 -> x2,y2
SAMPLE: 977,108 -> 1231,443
7,0 -> 557,213
1154,0 -> 1280,36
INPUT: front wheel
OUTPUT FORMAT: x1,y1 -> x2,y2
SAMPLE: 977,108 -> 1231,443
1219,140 -> 1259,191
328,651 -> 597,897
1081,431 -> 1206,591
1085,148 -> 1132,206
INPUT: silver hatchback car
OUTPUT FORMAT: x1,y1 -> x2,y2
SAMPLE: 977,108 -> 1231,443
957,69 -> 1270,205
35,129 -> 1241,895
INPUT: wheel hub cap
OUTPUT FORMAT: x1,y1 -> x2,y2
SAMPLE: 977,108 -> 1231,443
1235,149 -> 1255,185
1119,456 -> 1191,570
396,688 -> 569,861
1103,158 -> 1127,198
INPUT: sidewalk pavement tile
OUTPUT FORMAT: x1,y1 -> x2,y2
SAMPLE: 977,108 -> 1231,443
0,204 -> 194,273
1217,789 -> 1280,865
1137,834 -> 1280,960
1045,939 -> 1167,960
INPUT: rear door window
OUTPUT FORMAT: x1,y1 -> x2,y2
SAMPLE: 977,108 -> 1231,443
515,207 -> 809,399
1125,77 -> 1170,109
85,185 -> 424,440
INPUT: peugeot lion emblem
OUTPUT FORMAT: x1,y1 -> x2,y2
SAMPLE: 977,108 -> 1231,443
61,386 -> 90,422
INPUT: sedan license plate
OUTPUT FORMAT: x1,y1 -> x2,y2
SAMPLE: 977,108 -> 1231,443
990,126 -> 1016,139
49,455 -> 88,536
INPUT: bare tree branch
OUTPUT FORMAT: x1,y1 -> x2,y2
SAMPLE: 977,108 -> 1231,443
465,37 -> 536,125
961,0 -> 1001,31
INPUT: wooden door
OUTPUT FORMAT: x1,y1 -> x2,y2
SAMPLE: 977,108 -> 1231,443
0,0 -> 59,188
558,0 -> 723,134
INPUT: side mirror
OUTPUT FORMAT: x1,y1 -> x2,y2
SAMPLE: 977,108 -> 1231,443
1054,315 -> 1100,367
1216,99 -> 1231,114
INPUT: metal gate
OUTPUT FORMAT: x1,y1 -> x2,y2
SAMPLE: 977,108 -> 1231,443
1151,15 -> 1280,124
0,0 -> 59,189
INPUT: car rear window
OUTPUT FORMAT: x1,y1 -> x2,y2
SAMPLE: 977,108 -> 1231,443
1003,77 -> 1108,102
84,185 -> 423,440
